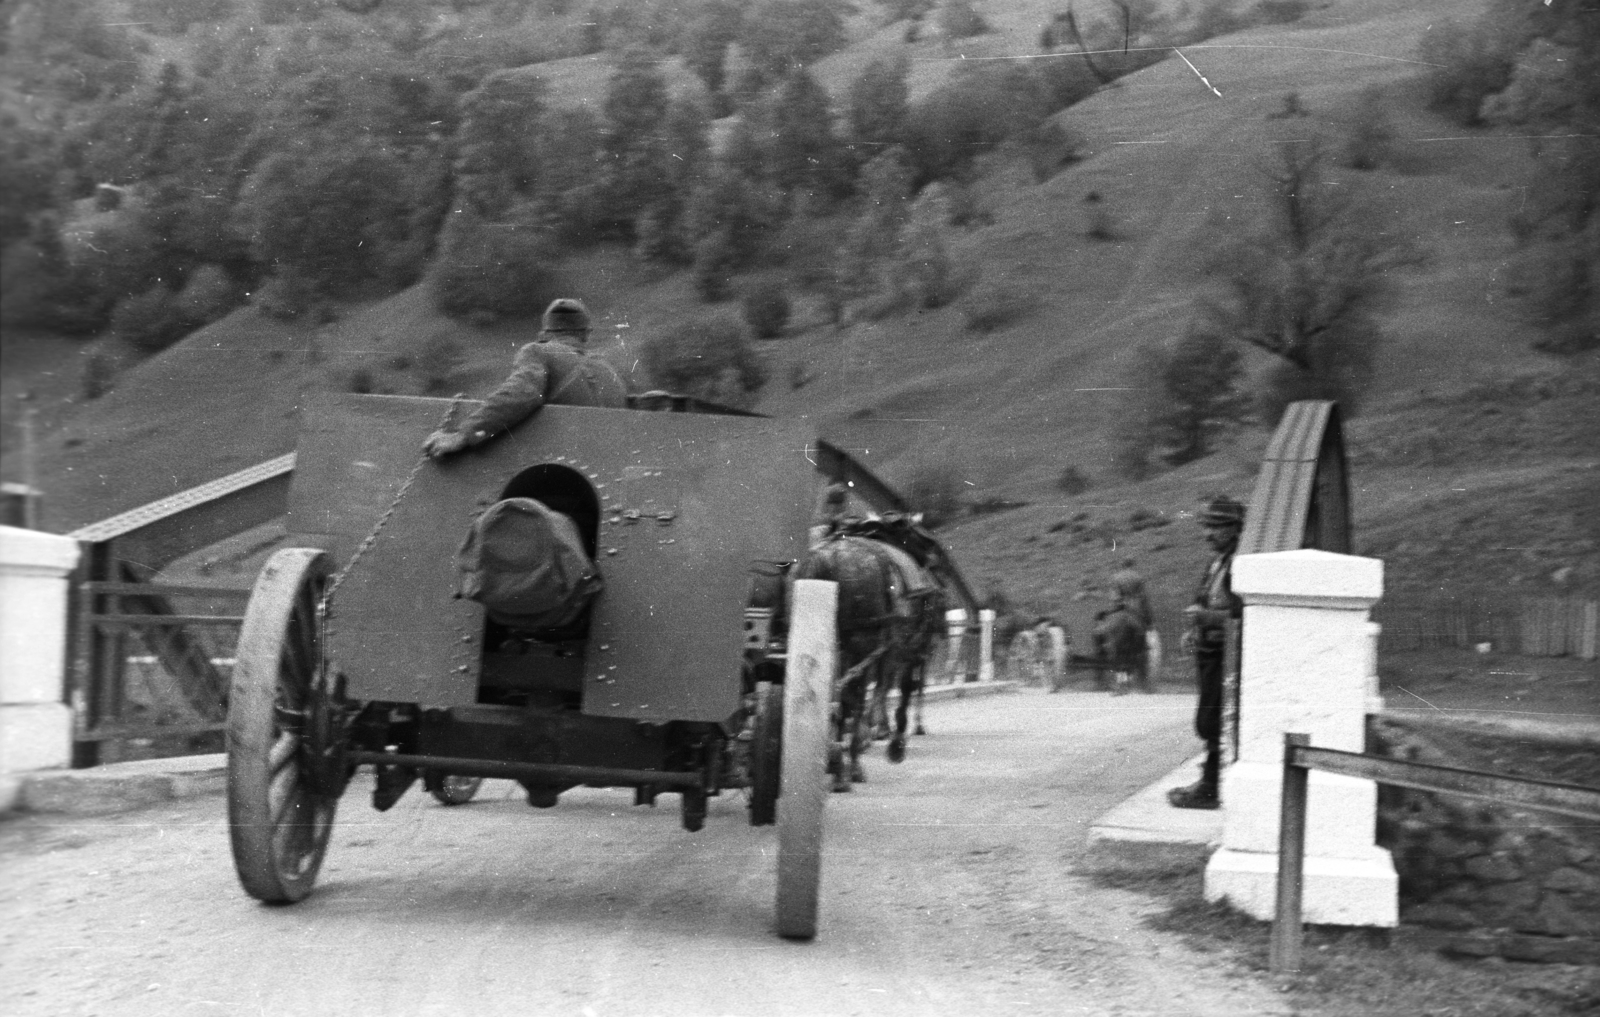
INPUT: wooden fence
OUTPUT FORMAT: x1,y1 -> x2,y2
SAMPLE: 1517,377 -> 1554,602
1373,590 -> 1598,660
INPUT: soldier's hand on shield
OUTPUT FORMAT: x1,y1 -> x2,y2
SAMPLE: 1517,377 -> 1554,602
423,429 -> 471,459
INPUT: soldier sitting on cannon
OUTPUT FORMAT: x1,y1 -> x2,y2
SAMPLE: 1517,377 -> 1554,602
422,298 -> 627,458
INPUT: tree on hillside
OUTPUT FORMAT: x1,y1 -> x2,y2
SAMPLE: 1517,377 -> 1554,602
1201,139 -> 1416,418
766,68 -> 850,196
903,61 -> 1051,185
0,123 -> 58,249
453,72 -> 549,218
642,314 -> 768,409
738,0 -> 850,88
597,49 -> 673,236
1477,2 -> 1600,352
236,145 -> 414,297
682,0 -> 743,102
847,55 -> 911,158
1148,325 -> 1251,466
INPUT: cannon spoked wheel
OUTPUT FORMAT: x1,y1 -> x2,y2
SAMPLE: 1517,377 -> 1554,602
776,580 -> 836,940
748,681 -> 782,827
426,773 -> 484,806
227,548 -> 342,904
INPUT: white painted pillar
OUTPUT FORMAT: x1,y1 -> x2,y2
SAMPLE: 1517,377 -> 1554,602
1204,549 -> 1398,927
942,608 -> 967,685
977,609 -> 996,683
0,527 -> 81,810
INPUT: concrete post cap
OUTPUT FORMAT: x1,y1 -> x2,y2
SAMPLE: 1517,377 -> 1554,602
0,526 -> 81,573
1232,549 -> 1382,607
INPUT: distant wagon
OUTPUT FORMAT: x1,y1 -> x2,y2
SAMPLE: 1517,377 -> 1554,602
225,392 -> 836,938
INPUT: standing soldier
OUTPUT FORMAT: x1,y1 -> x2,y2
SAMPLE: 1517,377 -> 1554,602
1168,496 -> 1246,810
423,298 -> 627,458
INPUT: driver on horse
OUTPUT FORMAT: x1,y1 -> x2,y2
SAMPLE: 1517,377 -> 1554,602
423,298 -> 627,458
1110,558 -> 1153,631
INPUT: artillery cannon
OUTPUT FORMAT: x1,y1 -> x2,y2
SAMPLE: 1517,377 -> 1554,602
225,392 -> 833,938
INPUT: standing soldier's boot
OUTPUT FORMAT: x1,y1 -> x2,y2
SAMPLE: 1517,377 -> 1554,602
1167,751 -> 1220,809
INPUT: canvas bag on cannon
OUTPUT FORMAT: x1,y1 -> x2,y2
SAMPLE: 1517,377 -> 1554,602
457,498 -> 603,630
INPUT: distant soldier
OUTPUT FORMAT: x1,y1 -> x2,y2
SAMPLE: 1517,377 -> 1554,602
1168,496 -> 1246,810
1110,557 -> 1153,631
423,298 -> 627,458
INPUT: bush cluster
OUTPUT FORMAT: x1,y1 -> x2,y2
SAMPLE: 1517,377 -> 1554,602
641,314 -> 768,410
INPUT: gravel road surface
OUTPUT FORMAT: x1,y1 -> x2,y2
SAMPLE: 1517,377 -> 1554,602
1,689 -> 1293,1017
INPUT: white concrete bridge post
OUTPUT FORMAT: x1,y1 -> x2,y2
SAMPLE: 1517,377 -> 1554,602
978,609 -> 996,683
942,608 -> 967,685
0,527 -> 81,811
1204,549 -> 1398,927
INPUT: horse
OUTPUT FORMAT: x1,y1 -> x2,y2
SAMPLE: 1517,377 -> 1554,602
1092,605 -> 1150,694
794,531 -> 946,790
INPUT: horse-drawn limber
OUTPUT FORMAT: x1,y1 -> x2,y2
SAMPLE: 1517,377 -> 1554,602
224,392 -> 839,938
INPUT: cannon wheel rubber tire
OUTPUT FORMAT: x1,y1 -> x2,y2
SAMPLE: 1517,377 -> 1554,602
227,548 -> 339,904
776,604 -> 832,940
748,681 -> 782,826
428,774 -> 484,806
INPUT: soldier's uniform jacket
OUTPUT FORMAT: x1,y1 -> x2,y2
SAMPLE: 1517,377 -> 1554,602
1191,551 -> 1241,648
457,339 -> 627,446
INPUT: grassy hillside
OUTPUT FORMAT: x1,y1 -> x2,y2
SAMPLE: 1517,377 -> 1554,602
3,0 -> 1596,626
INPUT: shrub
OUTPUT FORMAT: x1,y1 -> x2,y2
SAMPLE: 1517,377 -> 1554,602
1128,506 -> 1169,530
174,264 -> 242,327
414,331 -> 465,394
431,217 -> 564,320
1252,0 -> 1309,26
1415,20 -> 1516,126
1056,466 -> 1091,495
1343,87 -> 1395,171
692,227 -> 738,303
344,367 -> 376,394
641,314 -> 768,409
895,223 -> 975,309
904,63 -> 1050,183
1083,191 -> 1117,241
741,279 -> 792,338
252,269 -> 315,321
80,349 -> 117,401
960,282 -> 1042,333
111,286 -> 187,353
1017,120 -> 1087,183
937,0 -> 988,40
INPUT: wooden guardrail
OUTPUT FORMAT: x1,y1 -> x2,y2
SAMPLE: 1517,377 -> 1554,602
1270,732 -> 1600,974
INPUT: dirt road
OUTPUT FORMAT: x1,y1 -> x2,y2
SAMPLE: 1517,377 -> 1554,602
1,689 -> 1292,1017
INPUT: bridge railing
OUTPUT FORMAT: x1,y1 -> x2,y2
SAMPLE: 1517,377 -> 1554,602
71,580 -> 248,763
1270,731 -> 1600,974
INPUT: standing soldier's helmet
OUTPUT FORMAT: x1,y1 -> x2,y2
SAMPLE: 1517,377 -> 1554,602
542,298 -> 591,335
1199,496 -> 1246,530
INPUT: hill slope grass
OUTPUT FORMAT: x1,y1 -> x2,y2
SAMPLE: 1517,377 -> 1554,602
4,0 -> 1594,621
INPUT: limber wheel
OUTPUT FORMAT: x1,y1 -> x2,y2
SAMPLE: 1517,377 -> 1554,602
227,548 -> 341,904
426,773 -> 483,806
776,580 -> 835,941
748,681 -> 782,827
